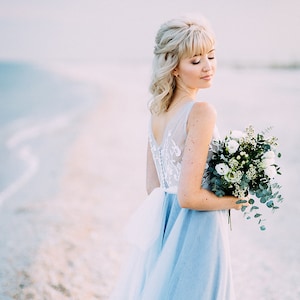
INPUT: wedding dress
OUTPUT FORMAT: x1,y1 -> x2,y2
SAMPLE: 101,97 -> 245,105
110,101 -> 235,300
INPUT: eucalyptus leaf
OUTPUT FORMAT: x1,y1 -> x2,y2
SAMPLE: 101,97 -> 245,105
248,199 -> 255,205
241,205 -> 247,212
250,205 -> 259,212
236,200 -> 247,204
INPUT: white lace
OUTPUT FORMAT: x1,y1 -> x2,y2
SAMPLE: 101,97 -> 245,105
149,102 -> 220,191
149,129 -> 183,189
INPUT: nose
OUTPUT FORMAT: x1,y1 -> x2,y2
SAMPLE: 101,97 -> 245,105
202,58 -> 212,72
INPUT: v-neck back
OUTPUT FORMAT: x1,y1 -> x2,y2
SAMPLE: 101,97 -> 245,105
148,101 -> 195,188
150,101 -> 194,148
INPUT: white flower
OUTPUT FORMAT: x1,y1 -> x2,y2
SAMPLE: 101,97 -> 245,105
229,158 -> 239,168
262,158 -> 275,167
226,139 -> 240,154
224,170 -> 243,183
215,163 -> 230,176
260,152 -> 276,169
263,151 -> 275,160
230,130 -> 246,140
264,165 -> 277,178
246,165 -> 257,180
232,184 -> 247,198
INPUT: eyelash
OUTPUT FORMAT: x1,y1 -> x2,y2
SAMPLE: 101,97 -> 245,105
192,57 -> 215,65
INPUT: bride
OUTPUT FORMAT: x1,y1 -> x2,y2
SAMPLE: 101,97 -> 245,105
111,16 -> 246,300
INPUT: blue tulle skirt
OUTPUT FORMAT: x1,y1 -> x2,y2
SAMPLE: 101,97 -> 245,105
110,190 -> 235,300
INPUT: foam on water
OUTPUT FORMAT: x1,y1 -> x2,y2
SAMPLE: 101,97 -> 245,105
0,113 -> 75,205
0,62 -> 100,206
0,145 -> 38,205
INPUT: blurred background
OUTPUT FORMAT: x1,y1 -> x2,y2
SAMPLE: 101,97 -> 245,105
1,0 -> 300,65
0,0 -> 299,299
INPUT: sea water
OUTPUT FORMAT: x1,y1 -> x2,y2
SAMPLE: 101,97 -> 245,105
0,62 -> 100,207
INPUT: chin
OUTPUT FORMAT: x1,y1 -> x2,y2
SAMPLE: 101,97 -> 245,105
201,82 -> 212,89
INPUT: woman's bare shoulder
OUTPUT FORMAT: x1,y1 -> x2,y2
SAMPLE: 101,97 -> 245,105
187,101 -> 217,129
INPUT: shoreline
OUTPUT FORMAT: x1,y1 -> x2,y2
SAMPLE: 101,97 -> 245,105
0,62 -> 299,299
0,62 -> 150,299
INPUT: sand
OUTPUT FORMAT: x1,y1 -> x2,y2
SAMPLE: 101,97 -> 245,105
0,62 -> 299,299
0,62 -> 149,299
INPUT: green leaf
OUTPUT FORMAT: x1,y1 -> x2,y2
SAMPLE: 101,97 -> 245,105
236,199 -> 248,204
254,213 -> 262,218
255,191 -> 261,198
216,190 -> 225,197
250,205 -> 259,212
241,205 -> 247,212
248,198 -> 255,205
260,225 -> 266,231
259,198 -> 266,204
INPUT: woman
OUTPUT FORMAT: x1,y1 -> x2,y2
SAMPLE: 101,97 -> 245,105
111,17 -> 245,300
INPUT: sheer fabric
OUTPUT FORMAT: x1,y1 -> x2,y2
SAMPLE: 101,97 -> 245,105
110,101 -> 235,300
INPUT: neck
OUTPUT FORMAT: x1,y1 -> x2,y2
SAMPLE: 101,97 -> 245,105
167,91 -> 194,112
172,88 -> 198,103
175,81 -> 198,99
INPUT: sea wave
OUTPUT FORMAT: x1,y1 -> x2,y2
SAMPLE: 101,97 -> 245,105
6,114 -> 72,149
0,113 -> 74,206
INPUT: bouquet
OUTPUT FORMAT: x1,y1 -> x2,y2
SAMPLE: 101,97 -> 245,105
208,125 -> 283,230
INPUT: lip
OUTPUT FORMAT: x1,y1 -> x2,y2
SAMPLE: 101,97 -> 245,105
200,75 -> 213,80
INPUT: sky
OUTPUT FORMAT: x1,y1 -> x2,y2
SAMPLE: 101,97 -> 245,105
0,0 -> 299,66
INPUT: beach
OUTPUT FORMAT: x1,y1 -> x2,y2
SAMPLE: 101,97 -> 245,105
0,61 -> 299,299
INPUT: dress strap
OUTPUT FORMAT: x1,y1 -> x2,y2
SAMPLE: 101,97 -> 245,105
182,101 -> 196,133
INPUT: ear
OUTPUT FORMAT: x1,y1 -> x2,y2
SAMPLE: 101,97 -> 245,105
173,68 -> 179,77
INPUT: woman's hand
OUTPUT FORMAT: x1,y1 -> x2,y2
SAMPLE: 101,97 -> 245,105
232,196 -> 250,210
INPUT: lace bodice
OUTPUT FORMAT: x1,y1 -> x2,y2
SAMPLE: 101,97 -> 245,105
149,101 -> 219,190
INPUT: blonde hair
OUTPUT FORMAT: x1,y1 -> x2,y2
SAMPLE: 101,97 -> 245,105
149,17 -> 215,114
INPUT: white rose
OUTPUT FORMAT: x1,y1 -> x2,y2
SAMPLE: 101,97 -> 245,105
224,171 -> 243,183
264,165 -> 277,178
215,163 -> 230,176
263,158 -> 275,167
226,139 -> 240,154
230,130 -> 246,140
261,152 -> 275,168
259,159 -> 267,169
263,151 -> 275,161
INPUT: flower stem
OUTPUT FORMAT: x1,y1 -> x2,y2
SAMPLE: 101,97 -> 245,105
228,209 -> 232,231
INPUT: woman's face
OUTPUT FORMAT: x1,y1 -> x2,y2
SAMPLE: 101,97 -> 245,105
175,49 -> 216,91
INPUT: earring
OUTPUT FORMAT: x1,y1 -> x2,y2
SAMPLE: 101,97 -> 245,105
173,69 -> 179,78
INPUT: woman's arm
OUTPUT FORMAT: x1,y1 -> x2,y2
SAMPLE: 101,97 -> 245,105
177,102 -> 243,211
146,141 -> 160,195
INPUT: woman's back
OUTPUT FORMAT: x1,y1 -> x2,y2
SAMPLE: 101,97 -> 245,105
149,101 -> 195,189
